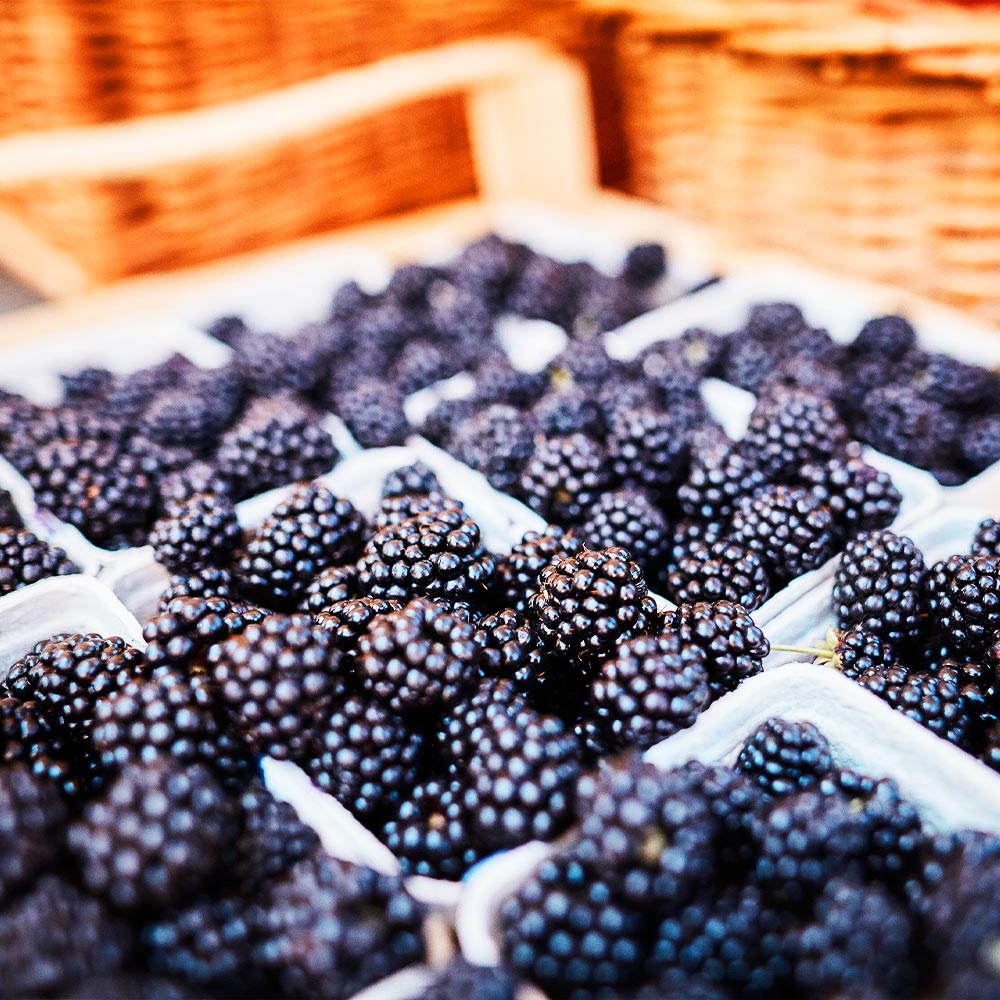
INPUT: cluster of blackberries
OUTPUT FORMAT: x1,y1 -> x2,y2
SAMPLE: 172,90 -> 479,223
501,721 -> 997,998
787,520 -> 1000,771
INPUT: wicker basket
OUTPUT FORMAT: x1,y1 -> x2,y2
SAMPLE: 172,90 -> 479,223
617,3 -> 1000,322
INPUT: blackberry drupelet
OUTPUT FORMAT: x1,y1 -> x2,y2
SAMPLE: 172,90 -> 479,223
302,695 -> 422,824
677,443 -> 768,524
517,433 -> 610,524
358,597 -> 482,714
591,632 -> 710,751
333,377 -> 410,448
926,553 -> 1000,657
666,539 -> 771,612
493,525 -> 584,613
214,396 -> 339,501
68,758 -> 232,910
357,506 -> 495,604
736,718 -> 834,797
833,529 -> 928,645
528,546 -> 659,665
299,563 -> 358,614
606,408 -> 690,499
159,566 -> 235,611
474,608 -> 547,686
579,488 -> 670,578
973,517 -> 1000,558
236,482 -> 365,609
0,526 -> 78,594
730,486 -> 836,582
149,492 -> 241,575
254,854 -> 425,1000
500,856 -> 648,996
667,601 -> 769,701
450,403 -> 535,494
907,350 -> 995,409
0,763 -> 67,905
207,612 -> 344,759
382,461 -> 441,499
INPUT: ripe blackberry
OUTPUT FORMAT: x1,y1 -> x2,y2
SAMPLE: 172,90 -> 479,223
254,854 -> 425,999
0,526 -> 78,594
907,350 -> 995,409
357,506 -> 495,604
500,856 -> 648,995
926,553 -> 1000,657
0,874 -> 129,996
333,377 -> 410,448
204,313 -> 247,345
531,386 -> 604,438
142,595 -> 260,673
858,663 -> 969,747
667,601 -> 769,701
606,408 -> 689,498
302,695 -> 422,824
298,562 -> 357,614
0,486 -> 23,528
474,608 -> 547,686
973,518 -> 1000,558
666,518 -> 726,572
450,403 -> 534,494
102,355 -> 196,421
622,241 -> 667,287
666,539 -> 771,611
418,395 -> 476,446
469,351 -> 547,409
736,718 -> 834,797
785,878 -> 917,998
236,482 -> 365,609
677,443 -> 768,523
0,763 -> 67,905
149,492 -> 241,575
207,613 -> 344,759
68,758 -> 232,910
493,525 -> 584,612
739,389 -> 849,482
508,254 -> 578,328
214,396 -> 339,501
390,338 -> 462,395
730,486 -> 836,582
833,529 -> 927,645
810,625 -> 895,680
450,232 -> 524,308
857,384 -> 959,472
61,365 -> 115,404
591,632 -> 710,751
372,490 -> 460,531
358,597 -> 482,714
144,373 -> 242,450
852,314 -> 916,361
314,596 -> 400,651
962,414 -> 1000,472
421,958 -> 518,1000
579,488 -> 670,577
517,433 -> 610,524
800,447 -> 902,539
382,461 -> 441,499
528,547 -> 659,665
159,566 -> 235,611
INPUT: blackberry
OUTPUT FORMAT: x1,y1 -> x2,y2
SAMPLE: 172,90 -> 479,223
517,433 -> 610,524
579,488 -> 670,577
785,878 -> 917,998
390,338 -> 461,395
500,856 -> 648,995
254,854 -> 424,999
528,547 -> 659,665
302,695 -> 422,823
0,526 -> 78,594
666,518 -> 726,573
469,351 -> 547,409
666,539 -> 770,611
382,777 -> 483,880
236,482 -> 365,609
809,625 -> 895,680
68,758 -> 233,910
214,396 -> 339,501
298,563 -> 358,614
334,377 -> 410,448
0,763 -> 67,905
852,314 -> 916,361
858,663 -> 969,747
207,613 -> 344,759
677,443 -> 768,523
142,595 -> 258,674
606,408 -> 689,498
736,718 -> 834,797
357,507 -> 495,604
372,491 -> 460,531
0,874 -> 130,996
421,958 -> 518,1000
857,384 -> 959,472
833,529 -> 927,645
651,885 -> 790,996
93,667 -> 252,787
800,447 -> 902,539
418,395 -> 476,446
926,553 -> 1000,657
358,597 -> 482,714
508,255 -> 578,328
205,313 -> 247,345
159,566 -> 235,611
149,492 -> 241,575
144,372 -> 242,449
730,486 -> 836,582
907,350 -> 994,409
591,632 -> 709,751
61,365 -> 115,404
622,241 -> 667,287
973,518 -> 1000,558
531,386 -> 604,438
450,233 -> 524,308
102,355 -> 196,421
739,389 -> 849,482
962,414 -> 1000,472
0,486 -> 23,528
473,607 -> 547,687
382,461 -> 441,499
450,404 -> 534,494
667,601 -> 769,701
493,525 -> 584,612
314,596 -> 400,654
744,302 -> 808,341
722,335 -> 784,395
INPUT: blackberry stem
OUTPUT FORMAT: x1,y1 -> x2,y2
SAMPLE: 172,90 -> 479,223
769,644 -> 830,660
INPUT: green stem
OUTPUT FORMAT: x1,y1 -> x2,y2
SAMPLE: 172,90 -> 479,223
769,644 -> 830,659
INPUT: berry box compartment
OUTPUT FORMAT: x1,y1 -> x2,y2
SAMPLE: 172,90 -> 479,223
455,661 -> 1000,971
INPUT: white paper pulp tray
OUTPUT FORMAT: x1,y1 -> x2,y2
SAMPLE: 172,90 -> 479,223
455,661 -> 1000,968
765,504 -> 999,663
